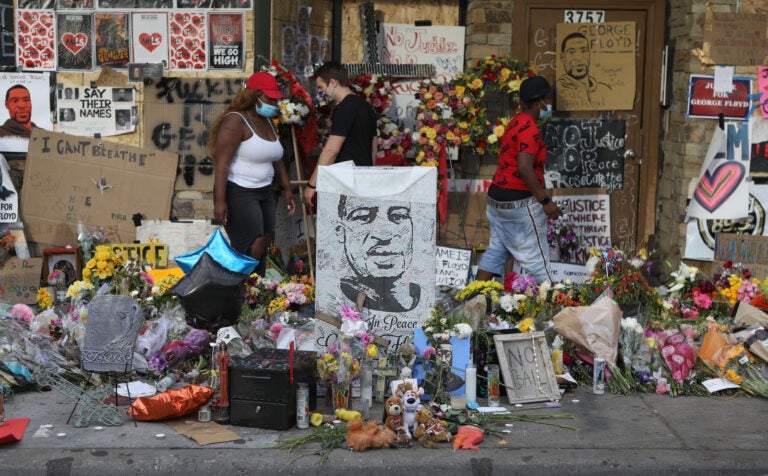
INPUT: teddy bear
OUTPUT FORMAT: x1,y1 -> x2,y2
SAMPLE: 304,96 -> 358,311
398,342 -> 418,380
382,395 -> 404,434
400,387 -> 423,439
346,418 -> 395,451
413,406 -> 451,449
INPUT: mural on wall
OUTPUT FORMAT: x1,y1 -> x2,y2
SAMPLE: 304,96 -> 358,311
555,22 -> 636,111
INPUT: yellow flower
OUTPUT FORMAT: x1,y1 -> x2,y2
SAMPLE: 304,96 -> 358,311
425,128 -> 437,140
724,369 -> 742,384
499,68 -> 511,82
366,344 -> 378,359
470,78 -> 483,89
446,131 -> 456,141
508,78 -> 523,91
493,124 -> 506,137
455,85 -> 466,97
37,287 -> 53,310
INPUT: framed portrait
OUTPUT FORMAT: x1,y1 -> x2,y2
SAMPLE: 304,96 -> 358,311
41,247 -> 81,287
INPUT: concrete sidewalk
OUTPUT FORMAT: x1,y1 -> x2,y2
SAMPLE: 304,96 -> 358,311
2,386 -> 767,475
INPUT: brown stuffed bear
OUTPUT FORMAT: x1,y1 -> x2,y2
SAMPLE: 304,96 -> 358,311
413,406 -> 452,449
346,418 -> 395,451
383,395 -> 404,433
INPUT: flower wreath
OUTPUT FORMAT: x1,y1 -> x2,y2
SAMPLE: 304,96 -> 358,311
261,61 -> 315,127
410,55 -> 536,162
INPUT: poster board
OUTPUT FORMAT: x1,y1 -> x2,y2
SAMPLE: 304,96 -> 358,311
550,188 -> 611,264
686,75 -> 752,120
543,118 -> 625,192
714,233 -> 768,281
700,10 -> 768,66
493,331 -> 560,404
0,257 -> 42,305
555,22 -> 636,111
21,130 -> 178,248
55,86 -> 137,137
136,219 -> 219,266
0,72 -> 53,153
379,24 -> 465,130
314,164 -> 437,352
435,245 -> 472,288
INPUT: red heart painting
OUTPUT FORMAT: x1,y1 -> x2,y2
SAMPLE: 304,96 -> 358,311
693,162 -> 746,212
221,34 -> 233,45
139,33 -> 162,53
62,32 -> 88,55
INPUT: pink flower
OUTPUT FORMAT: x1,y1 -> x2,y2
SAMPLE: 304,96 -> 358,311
656,381 -> 670,395
692,290 -> 712,310
339,305 -> 361,321
681,307 -> 699,319
423,346 -> 437,358
269,323 -> 282,339
11,303 -> 35,324
360,332 -> 374,345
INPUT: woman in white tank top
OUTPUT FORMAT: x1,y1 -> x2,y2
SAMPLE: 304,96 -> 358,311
209,72 -> 296,275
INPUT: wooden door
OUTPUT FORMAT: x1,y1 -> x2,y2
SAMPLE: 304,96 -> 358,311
513,0 -> 666,251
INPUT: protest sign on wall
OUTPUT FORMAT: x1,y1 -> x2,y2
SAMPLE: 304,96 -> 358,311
435,245 -> 472,288
168,11 -> 207,71
751,114 -> 768,176
0,72 -> 53,153
16,9 -> 56,71
56,86 -> 136,137
131,12 -> 169,66
21,130 -> 178,248
0,154 -> 18,223
57,11 -> 93,70
95,12 -> 129,68
551,189 -> 611,264
379,24 -> 465,130
684,183 -> 768,261
543,118 -> 625,192
208,12 -> 244,70
687,75 -> 752,120
555,22 -> 636,111
700,9 -> 768,66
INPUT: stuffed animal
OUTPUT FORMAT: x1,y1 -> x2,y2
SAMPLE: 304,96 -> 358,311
383,395 -> 404,434
400,387 -> 423,439
394,381 -> 414,398
453,425 -> 484,451
346,418 -> 395,451
413,406 -> 451,449
398,342 -> 417,380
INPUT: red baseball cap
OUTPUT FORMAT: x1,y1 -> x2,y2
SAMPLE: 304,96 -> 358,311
245,72 -> 285,99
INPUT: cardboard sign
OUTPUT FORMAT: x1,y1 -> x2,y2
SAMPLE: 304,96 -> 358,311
687,75 -> 752,120
555,22 -> 636,111
435,245 -> 472,288
543,118 -> 625,192
701,10 -> 768,67
493,331 -> 560,404
21,130 -> 178,248
0,257 -> 42,305
110,242 -> 169,268
714,233 -> 768,281
136,219 -> 219,265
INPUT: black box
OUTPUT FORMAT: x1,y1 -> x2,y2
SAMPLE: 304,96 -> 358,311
229,348 -> 317,430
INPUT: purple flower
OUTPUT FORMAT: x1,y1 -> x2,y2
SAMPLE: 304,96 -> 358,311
339,305 -> 361,321
148,353 -> 168,372
423,346 -> 437,358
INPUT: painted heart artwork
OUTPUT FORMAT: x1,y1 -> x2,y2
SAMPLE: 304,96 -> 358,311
16,10 -> 56,70
169,13 -> 206,70
62,32 -> 88,55
139,33 -> 162,53
693,162 -> 746,213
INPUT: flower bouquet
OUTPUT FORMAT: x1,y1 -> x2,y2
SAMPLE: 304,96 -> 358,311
375,117 -> 412,166
466,55 -> 536,97
350,73 -> 393,117
546,214 -> 583,263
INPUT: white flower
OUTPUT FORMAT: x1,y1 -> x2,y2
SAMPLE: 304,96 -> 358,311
454,323 -> 473,339
130,290 -> 139,297
630,257 -> 645,269
585,255 -> 601,277
554,282 -> 565,290
499,294 -> 515,313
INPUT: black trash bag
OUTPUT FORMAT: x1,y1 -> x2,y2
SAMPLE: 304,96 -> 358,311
170,252 -> 248,332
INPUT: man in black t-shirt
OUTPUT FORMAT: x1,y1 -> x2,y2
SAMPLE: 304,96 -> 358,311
302,61 -> 377,207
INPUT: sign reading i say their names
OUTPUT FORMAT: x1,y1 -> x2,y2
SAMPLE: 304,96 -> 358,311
435,246 -> 472,288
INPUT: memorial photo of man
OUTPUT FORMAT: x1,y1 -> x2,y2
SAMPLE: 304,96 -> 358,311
557,32 -> 611,108
0,85 -> 36,138
335,194 -> 421,313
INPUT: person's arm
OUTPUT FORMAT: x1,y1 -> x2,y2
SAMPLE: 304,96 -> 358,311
212,114 -> 243,225
371,134 -> 378,162
303,134 -> 345,207
517,152 -> 562,220
274,159 -> 296,215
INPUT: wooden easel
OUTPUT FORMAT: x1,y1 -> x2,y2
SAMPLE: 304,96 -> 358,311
289,125 -> 315,280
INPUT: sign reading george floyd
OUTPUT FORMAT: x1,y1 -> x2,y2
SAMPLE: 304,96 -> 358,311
687,75 -> 752,120
435,246 -> 472,288
21,130 -> 178,248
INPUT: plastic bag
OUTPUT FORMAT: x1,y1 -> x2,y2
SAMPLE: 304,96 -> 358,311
135,316 -> 170,359
170,252 -> 247,332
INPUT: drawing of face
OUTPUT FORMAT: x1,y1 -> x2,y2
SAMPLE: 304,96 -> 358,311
337,195 -> 413,280
562,34 -> 590,80
5,86 -> 32,126
437,343 -> 453,367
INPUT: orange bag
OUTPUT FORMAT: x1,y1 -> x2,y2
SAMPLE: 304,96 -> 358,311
128,384 -> 213,421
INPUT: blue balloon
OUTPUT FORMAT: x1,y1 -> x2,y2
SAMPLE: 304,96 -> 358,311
174,228 -> 258,275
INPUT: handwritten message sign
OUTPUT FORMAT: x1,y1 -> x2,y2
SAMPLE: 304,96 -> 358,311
57,86 -> 136,137
435,246 -> 472,288
379,24 -> 465,130
555,22 -> 636,111
543,118 -> 625,192
701,10 -> 768,66
493,332 -> 560,404
21,130 -> 178,248
144,78 -> 241,190
551,191 -> 611,263
0,257 -> 43,305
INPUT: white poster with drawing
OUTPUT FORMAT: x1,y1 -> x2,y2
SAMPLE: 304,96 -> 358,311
379,24 -> 465,130
0,72 -> 53,153
314,164 -> 437,352
56,86 -> 137,136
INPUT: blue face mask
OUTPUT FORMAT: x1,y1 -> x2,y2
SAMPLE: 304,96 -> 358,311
540,103 -> 552,120
256,99 -> 280,118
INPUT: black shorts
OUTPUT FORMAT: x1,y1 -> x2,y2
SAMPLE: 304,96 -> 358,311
224,181 -> 275,256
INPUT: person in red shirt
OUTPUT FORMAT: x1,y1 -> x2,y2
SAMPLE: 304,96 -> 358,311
475,75 -> 562,284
